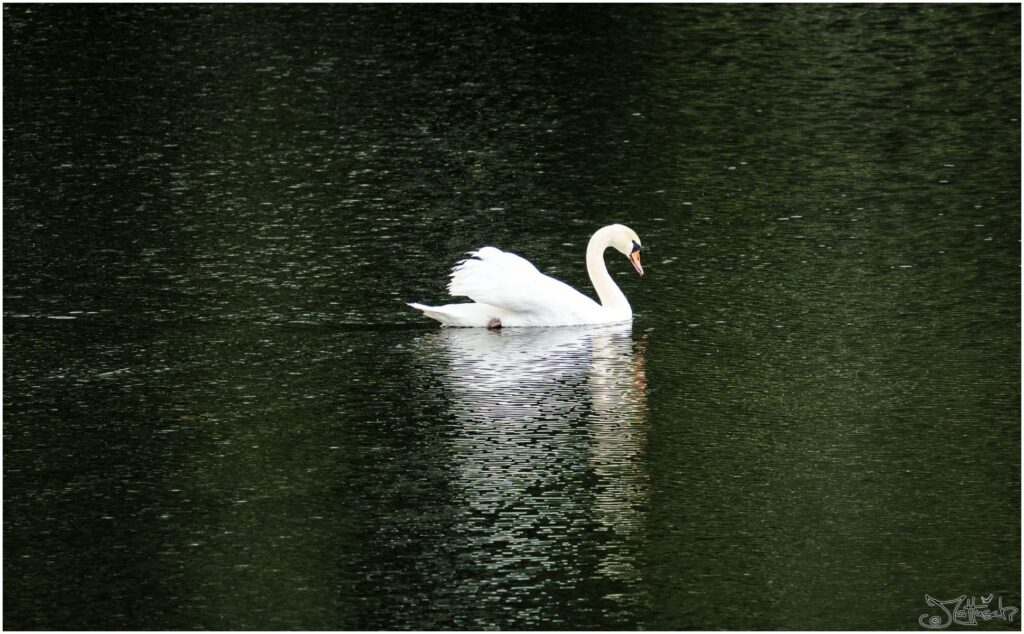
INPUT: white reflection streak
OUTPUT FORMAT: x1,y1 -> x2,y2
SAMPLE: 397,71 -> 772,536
588,328 -> 649,586
422,324 -> 648,608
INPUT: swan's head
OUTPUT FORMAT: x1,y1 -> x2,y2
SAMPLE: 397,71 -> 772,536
606,224 -> 644,276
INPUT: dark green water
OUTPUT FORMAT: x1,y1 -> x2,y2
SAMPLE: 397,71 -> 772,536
4,4 -> 1020,630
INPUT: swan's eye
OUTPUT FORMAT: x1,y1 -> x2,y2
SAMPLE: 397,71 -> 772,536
631,240 -> 642,253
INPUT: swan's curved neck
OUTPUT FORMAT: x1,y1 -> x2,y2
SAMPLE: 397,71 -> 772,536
586,227 -> 631,316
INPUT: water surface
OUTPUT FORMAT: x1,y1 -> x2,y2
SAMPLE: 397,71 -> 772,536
4,4 -> 1020,630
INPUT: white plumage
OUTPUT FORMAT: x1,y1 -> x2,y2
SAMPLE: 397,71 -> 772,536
409,224 -> 644,328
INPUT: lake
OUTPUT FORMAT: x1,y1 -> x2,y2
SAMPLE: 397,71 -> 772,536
3,4 -> 1020,630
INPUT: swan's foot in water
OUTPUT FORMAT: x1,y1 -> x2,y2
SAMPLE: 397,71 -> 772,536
487,318 -> 502,329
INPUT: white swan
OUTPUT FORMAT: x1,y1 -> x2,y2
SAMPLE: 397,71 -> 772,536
409,224 -> 644,327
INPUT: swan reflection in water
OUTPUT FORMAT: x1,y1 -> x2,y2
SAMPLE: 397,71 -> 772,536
417,323 -> 649,625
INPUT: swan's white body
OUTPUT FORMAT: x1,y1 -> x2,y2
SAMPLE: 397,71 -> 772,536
409,224 -> 643,328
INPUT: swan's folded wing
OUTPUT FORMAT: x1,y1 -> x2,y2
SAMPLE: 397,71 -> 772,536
447,246 -> 595,315
447,247 -> 539,312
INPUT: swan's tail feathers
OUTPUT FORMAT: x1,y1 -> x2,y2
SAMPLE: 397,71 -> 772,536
408,302 -> 449,324
407,302 -> 505,328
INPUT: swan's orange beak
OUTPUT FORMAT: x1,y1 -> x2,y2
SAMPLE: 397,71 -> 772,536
629,249 -> 644,276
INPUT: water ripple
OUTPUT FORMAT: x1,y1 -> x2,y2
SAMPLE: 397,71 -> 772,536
413,324 -> 650,626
